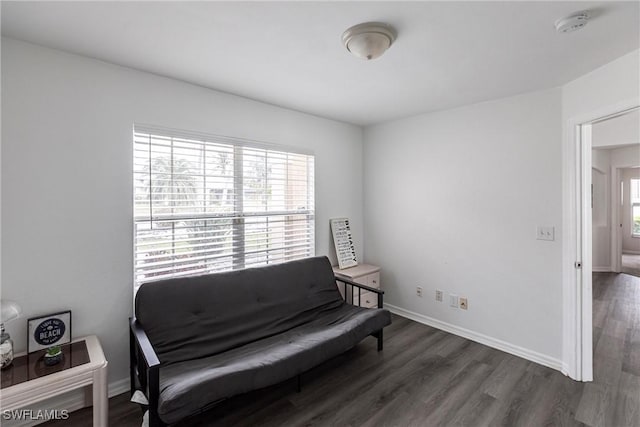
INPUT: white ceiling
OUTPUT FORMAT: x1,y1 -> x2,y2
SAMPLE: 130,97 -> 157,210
2,1 -> 639,126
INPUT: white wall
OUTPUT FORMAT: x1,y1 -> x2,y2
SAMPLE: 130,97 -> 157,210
363,88 -> 563,364
621,167 -> 640,253
1,38 -> 364,389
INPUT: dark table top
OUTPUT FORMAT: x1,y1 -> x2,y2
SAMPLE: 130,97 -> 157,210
1,340 -> 89,389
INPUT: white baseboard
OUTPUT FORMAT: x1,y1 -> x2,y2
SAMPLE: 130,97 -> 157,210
5,378 -> 130,427
108,377 -> 131,398
622,250 -> 640,255
384,303 -> 563,372
561,362 -> 572,378
593,266 -> 612,272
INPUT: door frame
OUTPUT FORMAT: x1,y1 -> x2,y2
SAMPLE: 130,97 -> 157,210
562,98 -> 639,381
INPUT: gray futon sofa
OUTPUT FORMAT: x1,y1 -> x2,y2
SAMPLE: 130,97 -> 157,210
129,256 -> 391,426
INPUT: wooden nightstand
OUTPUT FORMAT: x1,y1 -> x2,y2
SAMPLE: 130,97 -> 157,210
333,264 -> 381,308
0,335 -> 108,426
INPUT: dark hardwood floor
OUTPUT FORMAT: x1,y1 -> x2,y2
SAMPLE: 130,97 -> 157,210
44,272 -> 640,427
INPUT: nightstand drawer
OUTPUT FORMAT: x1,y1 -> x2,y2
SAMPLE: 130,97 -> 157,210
367,272 -> 380,289
352,290 -> 377,308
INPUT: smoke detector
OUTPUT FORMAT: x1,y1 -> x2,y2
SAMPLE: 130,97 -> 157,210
555,12 -> 590,33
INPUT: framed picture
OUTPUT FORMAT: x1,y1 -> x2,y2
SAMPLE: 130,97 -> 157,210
27,311 -> 72,354
330,217 -> 358,269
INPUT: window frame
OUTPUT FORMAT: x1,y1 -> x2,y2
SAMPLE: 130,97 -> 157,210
631,178 -> 640,238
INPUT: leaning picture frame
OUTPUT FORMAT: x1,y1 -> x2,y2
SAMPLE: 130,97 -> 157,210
27,311 -> 72,354
330,217 -> 358,269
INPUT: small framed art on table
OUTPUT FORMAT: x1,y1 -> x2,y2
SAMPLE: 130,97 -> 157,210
27,311 -> 72,354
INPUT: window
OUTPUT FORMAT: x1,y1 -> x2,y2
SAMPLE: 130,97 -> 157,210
133,127 -> 314,287
632,178 -> 640,237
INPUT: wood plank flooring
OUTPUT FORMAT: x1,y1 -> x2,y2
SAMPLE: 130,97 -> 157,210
622,254 -> 640,278
44,272 -> 640,427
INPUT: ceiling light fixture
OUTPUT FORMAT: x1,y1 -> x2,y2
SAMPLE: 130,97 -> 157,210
342,22 -> 396,60
555,11 -> 590,34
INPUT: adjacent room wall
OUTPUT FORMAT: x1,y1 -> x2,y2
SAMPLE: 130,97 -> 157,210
1,38 -> 364,389
363,88 -> 563,365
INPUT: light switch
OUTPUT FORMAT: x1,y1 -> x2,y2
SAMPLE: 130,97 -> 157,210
449,294 -> 459,308
537,226 -> 555,241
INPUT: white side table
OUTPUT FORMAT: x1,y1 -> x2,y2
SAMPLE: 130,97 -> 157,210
0,335 -> 108,426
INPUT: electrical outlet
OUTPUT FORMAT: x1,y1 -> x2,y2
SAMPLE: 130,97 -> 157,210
416,286 -> 423,297
449,294 -> 459,308
536,226 -> 555,241
459,297 -> 468,310
435,289 -> 443,302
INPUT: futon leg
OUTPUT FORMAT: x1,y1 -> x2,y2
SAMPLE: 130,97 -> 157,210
377,330 -> 383,351
296,375 -> 302,393
149,410 -> 165,427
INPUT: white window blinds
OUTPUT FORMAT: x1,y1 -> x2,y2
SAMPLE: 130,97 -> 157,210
133,127 -> 315,287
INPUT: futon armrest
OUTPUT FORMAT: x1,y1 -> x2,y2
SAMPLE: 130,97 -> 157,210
334,276 -> 384,294
130,318 -> 160,368
130,318 -> 163,426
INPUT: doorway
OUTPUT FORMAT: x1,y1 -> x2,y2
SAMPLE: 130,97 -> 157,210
567,104 -> 639,382
579,107 -> 640,384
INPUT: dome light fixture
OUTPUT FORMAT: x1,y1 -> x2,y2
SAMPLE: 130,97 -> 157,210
342,22 -> 396,60
555,11 -> 590,34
